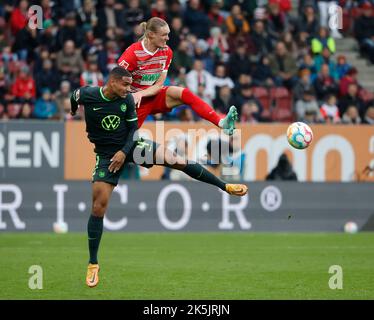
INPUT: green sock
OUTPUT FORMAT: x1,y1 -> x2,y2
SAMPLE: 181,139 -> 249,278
182,162 -> 226,191
87,215 -> 103,264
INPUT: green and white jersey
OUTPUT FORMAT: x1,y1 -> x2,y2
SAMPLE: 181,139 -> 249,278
72,86 -> 138,155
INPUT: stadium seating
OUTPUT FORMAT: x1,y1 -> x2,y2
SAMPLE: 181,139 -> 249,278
252,86 -> 272,120
270,87 -> 294,122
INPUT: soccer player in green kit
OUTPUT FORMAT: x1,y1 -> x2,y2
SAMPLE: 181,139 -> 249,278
70,67 -> 248,288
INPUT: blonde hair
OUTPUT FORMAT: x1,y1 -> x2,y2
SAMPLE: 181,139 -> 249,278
139,17 -> 168,41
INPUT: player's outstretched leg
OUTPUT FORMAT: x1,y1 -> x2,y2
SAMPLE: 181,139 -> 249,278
171,87 -> 238,135
155,146 -> 248,196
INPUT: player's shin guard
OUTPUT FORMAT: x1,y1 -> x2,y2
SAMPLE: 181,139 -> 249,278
181,88 -> 222,127
182,162 -> 226,191
87,215 -> 103,264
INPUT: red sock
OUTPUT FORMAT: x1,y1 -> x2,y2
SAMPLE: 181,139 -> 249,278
181,88 -> 223,127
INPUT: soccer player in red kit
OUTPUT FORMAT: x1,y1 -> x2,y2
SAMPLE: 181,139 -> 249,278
117,17 -> 238,134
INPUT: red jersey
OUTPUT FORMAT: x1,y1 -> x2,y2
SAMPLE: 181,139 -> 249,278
117,40 -> 173,92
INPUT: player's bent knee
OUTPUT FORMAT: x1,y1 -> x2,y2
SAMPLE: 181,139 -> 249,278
92,199 -> 109,217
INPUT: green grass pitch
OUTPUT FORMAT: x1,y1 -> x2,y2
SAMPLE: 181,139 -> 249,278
1,232 -> 374,299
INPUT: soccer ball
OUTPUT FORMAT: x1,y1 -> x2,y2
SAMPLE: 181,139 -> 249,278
286,122 -> 313,149
344,221 -> 358,234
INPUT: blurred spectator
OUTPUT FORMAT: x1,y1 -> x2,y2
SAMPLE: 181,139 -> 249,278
169,40 -> 194,77
96,0 -> 127,40
7,102 -> 23,119
192,38 -> 214,74
0,103 -> 6,120
77,0 -> 98,29
338,83 -> 365,117
339,67 -> 359,96
314,63 -> 338,100
178,107 -> 195,122
250,20 -> 273,57
80,61 -> 104,87
269,41 -> 298,89
9,0 -> 28,36
336,54 -> 351,80
295,89 -> 320,121
226,4 -> 250,36
233,73 -> 253,95
33,49 -> 50,77
38,19 -> 59,53
296,4 -> 319,41
168,16 -> 184,50
252,55 -> 275,87
207,0 -> 226,29
0,31 -> 7,52
298,53 -> 317,81
55,81 -> 72,119
363,105 -> 374,124
0,64 -> 7,98
212,64 -> 234,95
314,47 -> 338,80
12,24 -> 38,62
227,44 -> 252,82
56,12 -> 84,50
184,0 -> 210,39
213,85 -> 235,114
170,68 -> 188,87
293,68 -> 315,101
123,0 -> 148,29
167,0 -> 183,22
240,101 -> 261,123
320,94 -> 341,123
266,153 -> 297,181
354,2 -> 374,64
235,84 -> 264,117
11,65 -> 36,102
20,102 -> 33,119
281,31 -> 298,59
97,40 -> 120,77
56,40 -> 84,87
341,105 -> 362,124
186,59 -> 215,103
35,59 -> 60,96
311,27 -> 336,55
32,88 -> 58,119
267,1 -> 291,42
151,0 -> 168,20
207,27 -> 229,62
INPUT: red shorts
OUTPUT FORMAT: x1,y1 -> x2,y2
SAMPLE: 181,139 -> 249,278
136,86 -> 170,127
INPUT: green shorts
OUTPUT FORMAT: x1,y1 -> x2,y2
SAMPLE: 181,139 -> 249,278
92,138 -> 159,186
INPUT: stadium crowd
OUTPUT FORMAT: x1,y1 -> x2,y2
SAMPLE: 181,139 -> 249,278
0,0 -> 374,124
